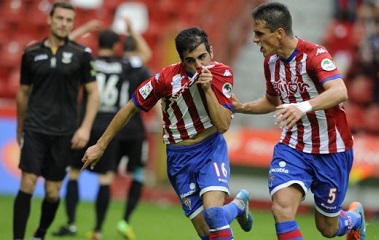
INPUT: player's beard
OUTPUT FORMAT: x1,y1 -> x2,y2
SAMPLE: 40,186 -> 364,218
51,28 -> 69,41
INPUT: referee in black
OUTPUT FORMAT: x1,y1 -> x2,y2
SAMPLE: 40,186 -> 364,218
13,2 -> 99,240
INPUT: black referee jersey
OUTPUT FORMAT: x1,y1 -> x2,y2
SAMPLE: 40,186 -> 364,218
20,37 -> 96,136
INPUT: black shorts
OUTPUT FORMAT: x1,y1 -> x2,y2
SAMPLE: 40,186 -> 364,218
70,127 -> 118,174
116,138 -> 148,172
19,130 -> 73,181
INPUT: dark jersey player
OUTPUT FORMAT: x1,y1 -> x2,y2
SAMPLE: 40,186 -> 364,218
13,2 -> 99,240
53,29 -> 151,240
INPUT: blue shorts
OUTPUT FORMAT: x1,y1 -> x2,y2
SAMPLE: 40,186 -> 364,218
166,132 -> 230,219
268,143 -> 353,217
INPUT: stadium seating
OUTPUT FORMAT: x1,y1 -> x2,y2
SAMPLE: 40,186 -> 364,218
0,0 -> 252,101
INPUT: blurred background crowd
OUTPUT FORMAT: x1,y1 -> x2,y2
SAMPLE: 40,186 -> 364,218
1,0 -> 379,135
1,0 -> 379,216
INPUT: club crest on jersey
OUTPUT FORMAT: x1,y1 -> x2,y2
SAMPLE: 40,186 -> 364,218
62,52 -> 73,64
183,197 -> 192,210
222,82 -> 232,98
139,81 -> 153,99
321,58 -> 336,71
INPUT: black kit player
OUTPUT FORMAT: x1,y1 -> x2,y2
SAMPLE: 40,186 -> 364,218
13,2 -> 99,240
53,29 -> 152,240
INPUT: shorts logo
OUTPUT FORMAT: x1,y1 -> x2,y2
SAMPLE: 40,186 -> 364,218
321,58 -> 336,71
269,174 -> 274,187
269,161 -> 289,174
62,52 -> 73,64
180,183 -> 196,210
183,197 -> 192,210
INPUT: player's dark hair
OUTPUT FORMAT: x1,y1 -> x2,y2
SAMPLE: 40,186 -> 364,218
175,27 -> 211,60
49,1 -> 75,16
99,29 -> 120,49
252,2 -> 293,36
123,36 -> 137,52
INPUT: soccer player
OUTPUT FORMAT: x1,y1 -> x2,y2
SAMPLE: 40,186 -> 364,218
115,34 -> 153,240
13,2 -> 99,240
53,28 -> 152,239
53,18 -> 153,240
232,2 -> 366,240
81,26 -> 253,239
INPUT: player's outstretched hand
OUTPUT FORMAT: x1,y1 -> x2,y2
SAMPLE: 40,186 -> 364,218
81,144 -> 104,171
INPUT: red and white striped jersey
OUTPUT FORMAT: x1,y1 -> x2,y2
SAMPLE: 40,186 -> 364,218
132,61 -> 234,144
265,38 -> 353,154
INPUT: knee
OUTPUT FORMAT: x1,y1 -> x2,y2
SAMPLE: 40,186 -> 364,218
45,183 -> 62,202
271,202 -> 296,222
316,221 -> 338,238
45,189 -> 60,202
20,173 -> 38,194
317,227 -> 337,238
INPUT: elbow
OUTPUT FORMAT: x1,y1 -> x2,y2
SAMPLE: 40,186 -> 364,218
215,121 -> 231,134
217,126 -> 229,134
340,88 -> 349,103
342,91 -> 349,102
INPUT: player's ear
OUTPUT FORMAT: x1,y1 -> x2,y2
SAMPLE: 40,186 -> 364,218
276,28 -> 285,39
210,46 -> 214,60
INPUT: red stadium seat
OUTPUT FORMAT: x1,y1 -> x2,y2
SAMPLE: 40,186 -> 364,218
28,0 -> 52,28
364,104 -> 379,135
74,32 -> 99,56
0,66 -> 11,86
344,101 -> 365,133
102,0 -> 125,13
111,2 -> 149,34
2,0 -> 28,25
347,74 -> 374,105
1,40 -> 23,67
5,67 -> 20,99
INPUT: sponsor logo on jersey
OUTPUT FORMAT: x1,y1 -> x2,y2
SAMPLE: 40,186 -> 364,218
154,73 -> 160,82
34,54 -> 48,62
172,74 -> 185,85
62,52 -> 73,64
316,47 -> 327,56
84,47 -> 92,53
223,69 -> 232,77
139,81 -> 153,99
321,58 -> 336,71
222,82 -> 232,98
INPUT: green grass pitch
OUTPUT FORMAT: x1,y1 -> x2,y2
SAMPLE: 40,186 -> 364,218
2,195 -> 379,239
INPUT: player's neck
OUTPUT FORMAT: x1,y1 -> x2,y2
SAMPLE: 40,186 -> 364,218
46,35 -> 66,51
278,37 -> 298,60
98,49 -> 113,57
